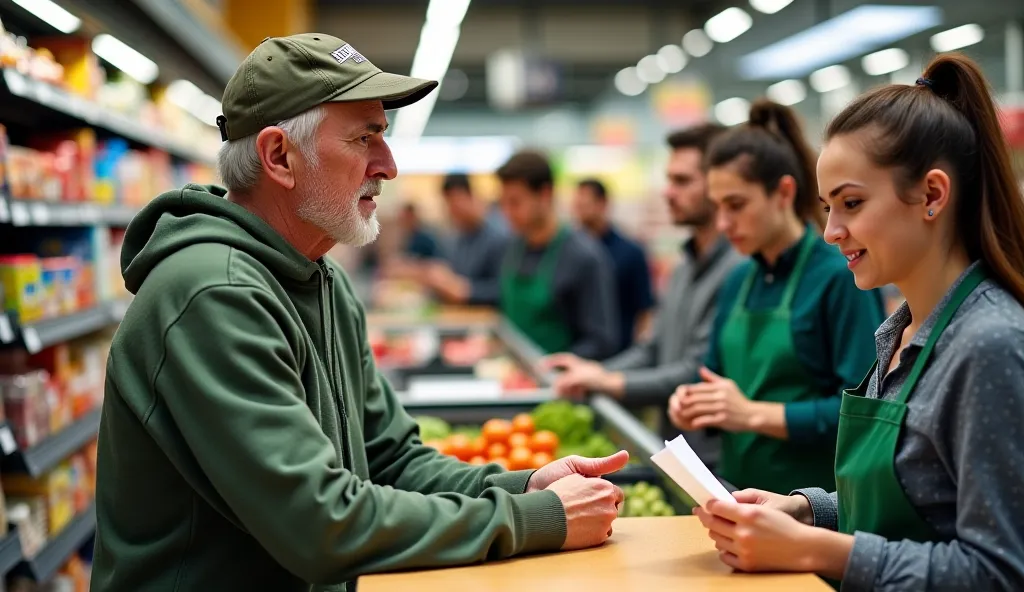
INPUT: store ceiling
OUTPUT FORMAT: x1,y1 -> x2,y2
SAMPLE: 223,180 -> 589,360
315,0 -> 1021,112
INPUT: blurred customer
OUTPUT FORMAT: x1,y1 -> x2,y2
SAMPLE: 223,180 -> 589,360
497,150 -> 619,359
668,99 -> 885,495
543,124 -> 742,450
410,172 -> 509,306
399,202 -> 441,259
572,178 -> 655,353
92,33 -> 626,592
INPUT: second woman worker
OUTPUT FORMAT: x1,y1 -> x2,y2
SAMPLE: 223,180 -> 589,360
668,100 -> 886,494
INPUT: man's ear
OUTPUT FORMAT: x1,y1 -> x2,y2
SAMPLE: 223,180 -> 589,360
255,127 -> 297,190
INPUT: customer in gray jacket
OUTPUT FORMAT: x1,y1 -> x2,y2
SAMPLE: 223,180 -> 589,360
542,124 -> 743,455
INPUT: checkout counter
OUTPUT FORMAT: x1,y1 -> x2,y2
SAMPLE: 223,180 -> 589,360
358,304 -> 831,591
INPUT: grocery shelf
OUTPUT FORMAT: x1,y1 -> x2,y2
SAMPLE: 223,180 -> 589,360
0,196 -> 140,227
399,389 -> 555,424
1,408 -> 102,478
0,528 -> 23,576
0,69 -> 215,165
5,299 -> 131,354
11,502 -> 95,582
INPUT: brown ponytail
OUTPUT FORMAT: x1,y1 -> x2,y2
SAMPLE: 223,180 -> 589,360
706,99 -> 825,229
826,53 -> 1024,304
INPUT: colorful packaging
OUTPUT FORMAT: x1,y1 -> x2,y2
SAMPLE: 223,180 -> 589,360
0,254 -> 43,323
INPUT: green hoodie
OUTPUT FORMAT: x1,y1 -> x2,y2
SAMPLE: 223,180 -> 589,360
91,185 -> 567,592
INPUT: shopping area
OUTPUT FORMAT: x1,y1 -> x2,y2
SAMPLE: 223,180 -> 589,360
0,0 -> 1022,590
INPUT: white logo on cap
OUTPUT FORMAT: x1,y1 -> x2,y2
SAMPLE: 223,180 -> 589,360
331,44 -> 366,65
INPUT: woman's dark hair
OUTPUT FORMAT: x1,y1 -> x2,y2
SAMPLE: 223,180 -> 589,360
826,53 -> 1024,304
706,99 -> 825,228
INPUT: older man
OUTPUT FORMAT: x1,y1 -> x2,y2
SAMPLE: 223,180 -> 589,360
91,34 -> 625,592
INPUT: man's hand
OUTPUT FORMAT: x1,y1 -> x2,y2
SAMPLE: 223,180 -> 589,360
423,262 -> 471,304
540,354 -> 625,399
547,474 -> 624,550
668,367 -> 770,433
527,450 -> 629,492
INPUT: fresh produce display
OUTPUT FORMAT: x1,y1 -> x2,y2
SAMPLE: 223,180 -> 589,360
531,400 -> 618,459
420,413 -> 557,470
619,482 -> 675,517
415,400 -> 619,468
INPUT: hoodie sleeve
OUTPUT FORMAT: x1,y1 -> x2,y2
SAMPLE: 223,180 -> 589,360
154,284 -> 567,584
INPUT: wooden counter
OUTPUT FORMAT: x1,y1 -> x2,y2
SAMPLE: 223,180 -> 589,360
359,516 -> 831,591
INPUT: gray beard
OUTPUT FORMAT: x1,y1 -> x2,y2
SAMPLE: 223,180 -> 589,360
297,176 -> 382,247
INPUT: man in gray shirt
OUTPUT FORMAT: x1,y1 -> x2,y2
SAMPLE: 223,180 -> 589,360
416,173 -> 509,306
543,124 -> 743,448
496,150 -> 619,360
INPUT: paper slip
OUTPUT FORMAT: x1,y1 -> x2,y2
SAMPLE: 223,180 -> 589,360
650,434 -> 734,508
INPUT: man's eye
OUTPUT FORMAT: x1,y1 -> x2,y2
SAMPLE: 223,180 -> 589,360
359,135 -> 371,144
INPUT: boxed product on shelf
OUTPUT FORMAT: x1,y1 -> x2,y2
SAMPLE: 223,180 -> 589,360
0,369 -> 52,448
29,129 -> 98,203
4,463 -> 76,536
7,497 -> 47,559
0,255 -> 43,323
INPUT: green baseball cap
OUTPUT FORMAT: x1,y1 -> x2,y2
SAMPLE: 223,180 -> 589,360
216,33 -> 438,141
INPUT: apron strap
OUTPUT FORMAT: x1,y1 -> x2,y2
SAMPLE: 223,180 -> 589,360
536,226 -> 569,278
895,265 -> 986,405
780,227 -> 817,309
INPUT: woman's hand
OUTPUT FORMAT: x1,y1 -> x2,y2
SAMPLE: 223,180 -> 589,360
668,368 -> 788,438
731,489 -> 814,526
694,499 -> 853,579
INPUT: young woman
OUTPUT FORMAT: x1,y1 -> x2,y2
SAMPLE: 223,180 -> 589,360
694,54 -> 1024,590
668,100 -> 886,495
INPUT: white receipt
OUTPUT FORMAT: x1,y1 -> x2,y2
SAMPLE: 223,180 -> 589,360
650,434 -> 734,508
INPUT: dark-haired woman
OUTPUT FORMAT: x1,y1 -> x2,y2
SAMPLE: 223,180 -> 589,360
668,100 -> 886,495
694,54 -> 1024,590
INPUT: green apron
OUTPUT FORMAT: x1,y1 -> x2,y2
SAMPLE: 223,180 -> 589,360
717,230 -> 836,494
500,226 -> 574,354
836,265 -> 985,543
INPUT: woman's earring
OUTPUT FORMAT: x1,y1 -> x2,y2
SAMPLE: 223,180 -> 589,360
928,209 -> 934,217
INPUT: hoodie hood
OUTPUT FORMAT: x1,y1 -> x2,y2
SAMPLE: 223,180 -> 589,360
122,184 -> 322,294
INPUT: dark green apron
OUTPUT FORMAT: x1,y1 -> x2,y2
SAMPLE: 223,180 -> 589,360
717,230 -> 836,494
500,226 -> 574,354
836,266 -> 985,543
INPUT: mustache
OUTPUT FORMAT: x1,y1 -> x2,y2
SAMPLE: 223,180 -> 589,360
359,179 -> 383,198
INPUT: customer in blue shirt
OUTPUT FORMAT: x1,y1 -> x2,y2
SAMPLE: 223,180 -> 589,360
572,178 -> 655,353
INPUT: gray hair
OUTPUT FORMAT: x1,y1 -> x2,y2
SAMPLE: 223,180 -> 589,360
216,105 -> 327,193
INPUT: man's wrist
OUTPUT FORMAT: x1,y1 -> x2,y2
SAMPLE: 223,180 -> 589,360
599,371 -> 626,398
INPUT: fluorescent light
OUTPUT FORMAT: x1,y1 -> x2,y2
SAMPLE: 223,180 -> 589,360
92,34 -> 159,85
167,79 -> 221,127
10,0 -> 80,33
425,0 -> 470,27
810,65 -> 852,93
930,24 -> 984,52
614,67 -> 647,96
391,0 -> 472,140
637,55 -> 666,84
656,45 -> 687,74
766,79 -> 806,105
714,97 -> 751,126
749,0 -> 794,14
704,7 -> 753,43
737,5 -> 943,80
682,29 -> 714,57
862,48 -> 910,76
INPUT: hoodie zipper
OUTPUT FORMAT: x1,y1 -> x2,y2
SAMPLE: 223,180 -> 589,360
318,262 -> 351,470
